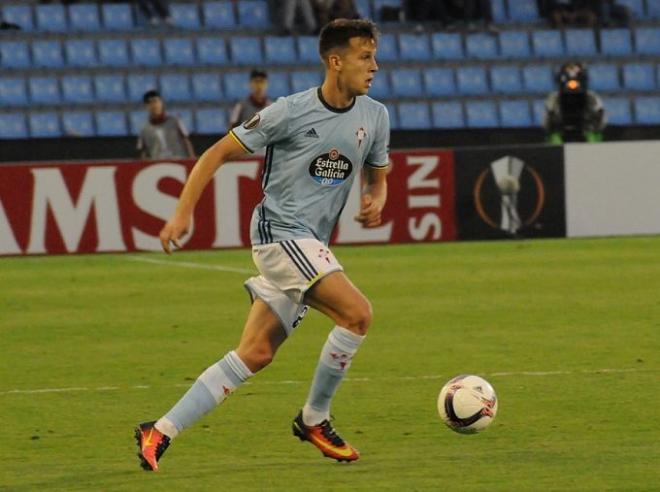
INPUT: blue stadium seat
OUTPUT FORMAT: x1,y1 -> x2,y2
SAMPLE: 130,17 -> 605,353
102,3 -> 134,30
197,38 -> 228,65
589,64 -> 620,92
203,1 -> 236,29
398,34 -> 431,61
237,0 -> 270,28
36,4 -> 67,32
423,68 -> 455,97
634,27 -> 660,55
229,37 -> 263,65
385,102 -> 398,130
62,111 -> 95,137
498,31 -> 531,59
531,99 -> 546,126
373,0 -> 402,20
297,36 -> 319,64
499,100 -> 532,127
170,108 -> 194,134
0,78 -> 28,106
617,0 -> 644,17
367,71 -> 391,99
431,102 -> 465,128
648,0 -> 660,18
94,75 -> 126,103
398,102 -> 431,129
192,73 -> 224,102
600,29 -> 632,56
29,112 -> 61,138
170,3 -> 201,29
196,108 -> 227,135
623,63 -> 655,91
98,39 -> 130,66
0,42 -> 31,69
456,66 -> 489,95
129,110 -> 147,135
466,101 -> 498,128
602,97 -> 632,125
522,64 -> 554,93
267,72 -> 290,98
96,111 -> 128,136
377,34 -> 398,62
62,76 -> 94,104
634,96 -> 660,124
2,5 -> 34,31
391,69 -> 423,97
127,74 -> 158,101
466,33 -> 498,60
65,40 -> 97,67
291,71 -> 322,93
0,113 -> 28,139
431,32 -> 463,60
28,77 -> 61,105
264,36 -> 297,64
490,65 -> 523,94
224,72 -> 250,100
532,30 -> 564,58
160,73 -> 192,102
69,4 -> 101,31
354,0 -> 372,19
131,39 -> 162,66
564,29 -> 597,57
507,0 -> 539,21
32,41 -> 64,68
164,38 -> 195,66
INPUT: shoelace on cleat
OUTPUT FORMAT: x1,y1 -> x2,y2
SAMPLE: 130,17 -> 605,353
318,420 -> 345,447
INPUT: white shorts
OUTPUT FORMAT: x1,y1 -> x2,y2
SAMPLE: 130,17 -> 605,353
243,238 -> 343,336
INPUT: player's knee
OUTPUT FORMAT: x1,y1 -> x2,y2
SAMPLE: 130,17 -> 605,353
343,298 -> 372,335
237,343 -> 276,372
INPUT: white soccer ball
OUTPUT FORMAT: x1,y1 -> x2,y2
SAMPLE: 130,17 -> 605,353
437,375 -> 498,434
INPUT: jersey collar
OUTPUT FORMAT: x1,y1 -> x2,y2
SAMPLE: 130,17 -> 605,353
317,87 -> 356,114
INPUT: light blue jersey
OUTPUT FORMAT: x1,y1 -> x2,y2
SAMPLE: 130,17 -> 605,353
230,87 -> 389,246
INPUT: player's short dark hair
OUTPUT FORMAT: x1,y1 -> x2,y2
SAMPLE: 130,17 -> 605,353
250,69 -> 268,80
319,18 -> 379,60
143,90 -> 161,104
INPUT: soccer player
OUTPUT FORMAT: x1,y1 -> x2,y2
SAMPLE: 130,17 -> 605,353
135,18 -> 389,471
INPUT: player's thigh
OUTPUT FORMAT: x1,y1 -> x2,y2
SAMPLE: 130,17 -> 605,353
304,271 -> 373,335
236,299 -> 288,372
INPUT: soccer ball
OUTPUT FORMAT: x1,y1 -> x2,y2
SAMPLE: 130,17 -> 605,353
437,375 -> 498,434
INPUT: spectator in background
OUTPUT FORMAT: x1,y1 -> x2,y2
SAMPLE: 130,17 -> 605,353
542,0 -> 597,28
543,62 -> 606,143
406,0 -> 495,32
278,0 -> 317,35
592,0 -> 631,27
315,0 -> 360,26
138,90 -> 195,159
135,0 -> 172,26
229,70 -> 272,130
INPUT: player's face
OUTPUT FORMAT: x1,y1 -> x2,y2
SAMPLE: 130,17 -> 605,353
146,97 -> 164,117
250,77 -> 268,99
340,37 -> 379,96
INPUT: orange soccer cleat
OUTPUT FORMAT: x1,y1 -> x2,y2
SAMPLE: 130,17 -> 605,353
292,411 -> 360,462
134,421 -> 171,471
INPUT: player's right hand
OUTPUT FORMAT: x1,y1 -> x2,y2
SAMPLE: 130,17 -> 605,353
159,214 -> 191,254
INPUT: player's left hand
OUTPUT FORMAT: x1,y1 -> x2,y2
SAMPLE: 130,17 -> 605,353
354,194 -> 384,228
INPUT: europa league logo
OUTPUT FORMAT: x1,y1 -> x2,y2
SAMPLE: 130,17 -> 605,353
474,156 -> 546,235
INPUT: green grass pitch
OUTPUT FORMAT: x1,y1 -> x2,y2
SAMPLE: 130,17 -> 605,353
2,237 -> 659,491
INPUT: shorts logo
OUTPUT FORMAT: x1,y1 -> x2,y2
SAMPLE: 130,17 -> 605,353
242,113 -> 260,130
309,148 -> 353,186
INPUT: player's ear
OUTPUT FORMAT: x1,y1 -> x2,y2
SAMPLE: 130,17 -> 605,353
327,53 -> 342,72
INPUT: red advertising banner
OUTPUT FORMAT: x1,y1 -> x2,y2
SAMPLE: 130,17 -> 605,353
0,150 -> 455,256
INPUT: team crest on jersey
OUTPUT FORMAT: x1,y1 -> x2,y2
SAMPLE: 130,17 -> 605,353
242,113 -> 260,130
356,127 -> 366,148
309,148 -> 353,186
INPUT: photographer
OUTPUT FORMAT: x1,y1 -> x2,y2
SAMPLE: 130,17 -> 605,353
543,62 -> 606,143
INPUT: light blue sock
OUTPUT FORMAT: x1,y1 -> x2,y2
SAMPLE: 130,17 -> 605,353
155,350 -> 253,438
302,326 -> 365,426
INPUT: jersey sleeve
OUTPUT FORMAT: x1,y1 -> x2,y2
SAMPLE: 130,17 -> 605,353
365,105 -> 390,168
229,97 -> 289,153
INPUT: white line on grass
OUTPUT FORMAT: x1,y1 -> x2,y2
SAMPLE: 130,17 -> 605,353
1,367 -> 656,396
126,255 -> 255,275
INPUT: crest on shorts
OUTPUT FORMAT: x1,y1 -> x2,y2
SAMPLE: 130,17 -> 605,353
356,127 -> 366,148
242,113 -> 260,130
